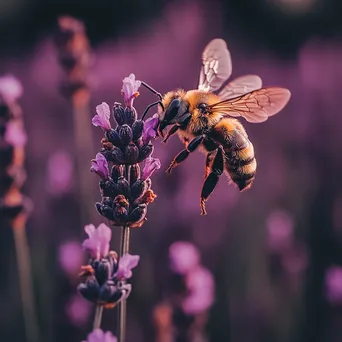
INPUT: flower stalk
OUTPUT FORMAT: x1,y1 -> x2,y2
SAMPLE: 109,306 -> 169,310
93,304 -> 104,330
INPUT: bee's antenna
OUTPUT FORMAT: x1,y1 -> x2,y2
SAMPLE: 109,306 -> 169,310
142,100 -> 163,120
141,81 -> 163,101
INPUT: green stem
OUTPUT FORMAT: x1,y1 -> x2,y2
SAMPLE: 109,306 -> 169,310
93,304 -> 104,330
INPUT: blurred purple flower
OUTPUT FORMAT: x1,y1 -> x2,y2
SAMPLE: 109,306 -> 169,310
0,74 -> 23,103
282,246 -> 307,275
82,223 -> 112,260
182,266 -> 215,315
325,266 -> 342,304
142,114 -> 159,144
169,241 -> 200,275
66,293 -> 92,327
266,210 -> 293,253
4,121 -> 27,147
114,253 -> 140,280
58,240 -> 84,277
141,156 -> 161,181
90,153 -> 109,179
82,329 -> 117,342
121,73 -> 141,107
92,102 -> 111,131
46,150 -> 74,195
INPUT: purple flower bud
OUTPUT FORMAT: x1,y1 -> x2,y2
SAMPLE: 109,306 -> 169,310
132,120 -> 144,141
98,280 -> 122,304
106,129 -> 121,147
138,144 -> 154,162
100,179 -> 119,198
141,156 -> 161,181
4,121 -> 27,147
130,180 -> 147,200
128,204 -> 147,224
114,253 -> 140,280
113,103 -> 125,126
142,114 -> 159,145
90,153 -> 109,179
124,143 -> 139,164
78,277 -> 100,303
82,223 -> 112,259
96,202 -> 114,221
123,106 -> 137,126
121,74 -> 141,107
92,102 -> 111,132
111,147 -> 125,164
130,164 -> 140,185
82,329 -> 117,342
117,177 -> 130,198
111,165 -> 123,182
113,204 -> 128,226
118,124 -> 133,146
0,75 -> 23,103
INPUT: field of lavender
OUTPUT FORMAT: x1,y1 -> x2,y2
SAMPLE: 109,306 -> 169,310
1,1 -> 342,342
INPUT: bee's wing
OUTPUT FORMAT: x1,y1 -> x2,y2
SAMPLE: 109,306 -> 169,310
198,38 -> 232,92
208,87 -> 291,123
218,75 -> 263,100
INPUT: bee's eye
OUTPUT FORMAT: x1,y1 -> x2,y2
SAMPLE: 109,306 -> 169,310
198,103 -> 208,113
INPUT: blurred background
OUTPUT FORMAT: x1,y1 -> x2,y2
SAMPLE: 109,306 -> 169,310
1,0 -> 342,341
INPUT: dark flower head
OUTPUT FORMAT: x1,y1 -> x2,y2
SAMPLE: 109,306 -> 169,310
142,114 -> 159,145
114,253 -> 140,280
82,223 -> 112,260
121,74 -> 141,107
90,153 -> 109,180
92,102 -> 112,131
141,156 -> 161,181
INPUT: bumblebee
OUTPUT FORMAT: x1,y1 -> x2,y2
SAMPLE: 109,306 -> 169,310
141,39 -> 291,215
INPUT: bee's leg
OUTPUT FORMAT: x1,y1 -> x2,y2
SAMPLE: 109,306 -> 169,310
141,81 -> 163,101
142,100 -> 163,120
166,135 -> 204,173
204,152 -> 215,179
200,147 -> 224,215
162,113 -> 191,143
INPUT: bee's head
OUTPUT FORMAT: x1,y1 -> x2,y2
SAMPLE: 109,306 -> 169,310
158,96 -> 189,137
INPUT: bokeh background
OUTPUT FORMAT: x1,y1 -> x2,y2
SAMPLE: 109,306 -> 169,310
1,0 -> 342,341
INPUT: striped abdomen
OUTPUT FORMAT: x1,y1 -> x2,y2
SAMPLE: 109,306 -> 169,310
211,118 -> 257,191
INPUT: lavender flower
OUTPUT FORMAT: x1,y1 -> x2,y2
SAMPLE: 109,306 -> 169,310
90,153 -> 109,180
4,120 -> 27,147
92,74 -> 161,228
58,240 -> 84,277
142,114 -> 159,145
82,223 -> 112,260
121,73 -> 141,107
0,74 -> 23,103
325,266 -> 342,304
82,329 -> 117,342
92,102 -> 112,132
141,156 -> 161,181
169,241 -> 200,275
114,253 -> 140,280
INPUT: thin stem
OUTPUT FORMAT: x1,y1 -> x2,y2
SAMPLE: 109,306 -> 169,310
13,215 -> 40,342
93,304 -> 104,330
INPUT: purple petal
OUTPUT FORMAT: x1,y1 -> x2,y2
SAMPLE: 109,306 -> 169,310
58,240 -> 84,276
82,223 -> 112,259
122,74 -> 141,107
169,241 -> 200,275
141,156 -> 161,181
142,114 -> 159,145
114,253 -> 140,280
92,102 -> 111,131
4,121 -> 27,147
90,153 -> 109,179
0,75 -> 23,103
83,329 -> 117,342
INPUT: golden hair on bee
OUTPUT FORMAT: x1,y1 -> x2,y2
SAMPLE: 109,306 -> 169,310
141,38 -> 291,215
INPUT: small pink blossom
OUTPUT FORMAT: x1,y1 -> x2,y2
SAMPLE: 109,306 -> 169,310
82,329 -> 117,342
0,75 -> 23,103
82,223 -> 112,259
169,241 -> 200,275
4,121 -> 27,147
90,153 -> 109,179
58,240 -> 84,276
142,114 -> 159,144
92,102 -> 111,131
114,253 -> 140,280
141,156 -> 161,181
325,266 -> 342,304
183,266 -> 215,314
121,73 -> 141,107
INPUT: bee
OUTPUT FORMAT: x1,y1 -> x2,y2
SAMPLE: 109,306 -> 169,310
141,38 -> 291,215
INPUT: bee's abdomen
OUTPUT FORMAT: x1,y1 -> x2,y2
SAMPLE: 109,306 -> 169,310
211,118 -> 256,191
